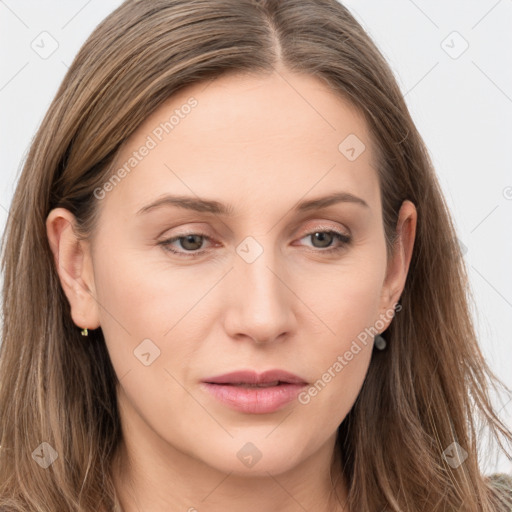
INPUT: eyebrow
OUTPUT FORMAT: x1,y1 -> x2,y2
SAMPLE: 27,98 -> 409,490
136,191 -> 369,216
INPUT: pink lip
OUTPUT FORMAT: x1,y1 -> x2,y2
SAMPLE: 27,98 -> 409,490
201,369 -> 308,414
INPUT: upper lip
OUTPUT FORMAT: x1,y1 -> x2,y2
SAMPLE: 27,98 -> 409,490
202,369 -> 308,385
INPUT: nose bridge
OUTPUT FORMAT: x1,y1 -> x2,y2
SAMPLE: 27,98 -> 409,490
224,234 -> 294,343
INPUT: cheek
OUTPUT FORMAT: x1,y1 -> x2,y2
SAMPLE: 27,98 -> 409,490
91,249 -> 208,434
291,252 -> 385,419
91,238 -> 215,382
295,247 -> 386,342
93,225 -> 218,328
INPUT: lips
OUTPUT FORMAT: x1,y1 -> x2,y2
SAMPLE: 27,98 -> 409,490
202,369 -> 308,386
200,369 -> 309,414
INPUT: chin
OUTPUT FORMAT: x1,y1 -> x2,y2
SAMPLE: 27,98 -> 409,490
190,433 -> 309,477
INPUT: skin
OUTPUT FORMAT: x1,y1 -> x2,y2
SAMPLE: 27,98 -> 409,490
46,69 -> 417,512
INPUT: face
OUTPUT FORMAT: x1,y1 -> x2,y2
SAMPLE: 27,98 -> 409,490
48,70 -> 416,478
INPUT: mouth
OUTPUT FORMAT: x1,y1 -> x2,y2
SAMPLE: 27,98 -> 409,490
200,369 -> 308,414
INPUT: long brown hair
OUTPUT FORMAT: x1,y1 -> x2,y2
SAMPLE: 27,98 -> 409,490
1,0 -> 511,510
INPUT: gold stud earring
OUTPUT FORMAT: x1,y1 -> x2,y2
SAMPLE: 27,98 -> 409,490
81,328 -> 89,337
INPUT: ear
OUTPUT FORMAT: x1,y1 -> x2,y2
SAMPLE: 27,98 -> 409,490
378,199 -> 417,327
46,208 -> 101,331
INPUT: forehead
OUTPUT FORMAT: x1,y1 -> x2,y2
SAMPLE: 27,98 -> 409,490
101,70 -> 379,218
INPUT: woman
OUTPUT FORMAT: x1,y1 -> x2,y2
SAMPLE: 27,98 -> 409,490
0,0 -> 511,510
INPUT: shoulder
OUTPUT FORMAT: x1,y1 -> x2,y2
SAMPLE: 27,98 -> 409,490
489,473 -> 512,498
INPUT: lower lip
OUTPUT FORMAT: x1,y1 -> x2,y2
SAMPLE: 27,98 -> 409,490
200,382 -> 307,414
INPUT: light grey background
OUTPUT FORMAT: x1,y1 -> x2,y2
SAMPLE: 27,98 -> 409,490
1,1 -> 511,473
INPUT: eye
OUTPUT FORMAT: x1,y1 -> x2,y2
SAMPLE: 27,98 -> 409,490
297,228 -> 352,254
158,227 -> 352,258
158,232 -> 213,258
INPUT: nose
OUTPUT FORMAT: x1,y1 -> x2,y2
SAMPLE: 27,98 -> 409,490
222,240 -> 296,345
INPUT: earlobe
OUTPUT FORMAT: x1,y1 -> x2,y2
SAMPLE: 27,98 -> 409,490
46,208 -> 100,331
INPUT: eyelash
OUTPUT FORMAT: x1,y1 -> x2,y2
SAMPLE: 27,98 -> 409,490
158,228 -> 352,259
